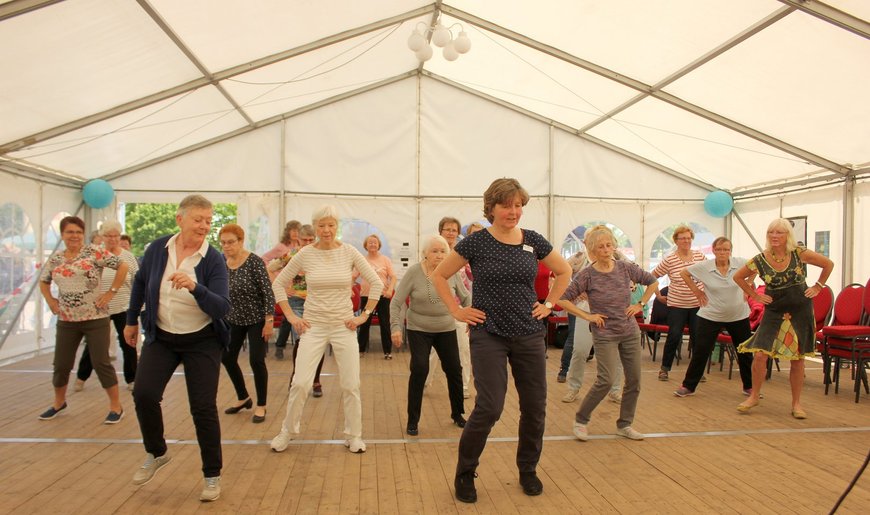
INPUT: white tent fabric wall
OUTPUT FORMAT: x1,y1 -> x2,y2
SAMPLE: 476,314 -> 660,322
854,179 -> 870,286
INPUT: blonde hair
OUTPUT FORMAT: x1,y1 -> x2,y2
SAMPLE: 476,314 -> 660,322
765,218 -> 798,252
584,226 -> 616,259
672,225 -> 694,242
467,222 -> 484,235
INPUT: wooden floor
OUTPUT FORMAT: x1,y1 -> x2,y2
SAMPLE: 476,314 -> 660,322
1,339 -> 868,514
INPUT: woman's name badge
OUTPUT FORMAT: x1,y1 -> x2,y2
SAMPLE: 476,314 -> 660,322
522,245 -> 534,253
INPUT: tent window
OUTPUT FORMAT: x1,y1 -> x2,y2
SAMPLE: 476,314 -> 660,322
560,222 -> 635,262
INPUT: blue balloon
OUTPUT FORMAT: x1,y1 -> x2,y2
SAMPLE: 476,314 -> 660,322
703,190 -> 733,218
82,179 -> 115,209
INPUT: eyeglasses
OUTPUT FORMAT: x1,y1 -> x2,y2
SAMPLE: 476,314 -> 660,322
300,238 -> 315,243
675,237 -> 693,241
219,239 -> 239,246
713,247 -> 732,252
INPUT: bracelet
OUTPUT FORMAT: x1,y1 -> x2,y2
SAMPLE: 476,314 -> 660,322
815,281 -> 826,288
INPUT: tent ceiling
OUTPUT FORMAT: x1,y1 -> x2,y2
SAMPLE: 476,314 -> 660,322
0,0 -> 867,194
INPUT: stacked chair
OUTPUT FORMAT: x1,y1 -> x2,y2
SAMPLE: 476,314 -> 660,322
818,280 -> 870,402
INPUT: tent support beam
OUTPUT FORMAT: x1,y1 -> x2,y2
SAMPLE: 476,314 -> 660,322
136,0 -> 255,127
424,71 -> 716,193
579,6 -> 793,134
101,72 -> 415,182
0,5 -> 434,154
442,5 -> 849,176
777,0 -> 870,40
0,0 -> 63,22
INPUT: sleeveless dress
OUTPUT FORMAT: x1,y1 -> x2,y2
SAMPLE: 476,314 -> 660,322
737,248 -> 815,360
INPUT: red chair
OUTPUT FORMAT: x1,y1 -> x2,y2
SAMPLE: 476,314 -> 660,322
820,282 -> 870,401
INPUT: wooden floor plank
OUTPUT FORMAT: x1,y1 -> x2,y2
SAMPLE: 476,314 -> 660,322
1,341 -> 868,514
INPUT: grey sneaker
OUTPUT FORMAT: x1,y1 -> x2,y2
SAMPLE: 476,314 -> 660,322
616,426 -> 644,440
270,430 -> 294,452
607,391 -> 622,403
572,422 -> 589,441
132,453 -> 171,485
200,476 -> 220,502
673,386 -> 695,398
562,389 -> 580,403
345,437 -> 366,453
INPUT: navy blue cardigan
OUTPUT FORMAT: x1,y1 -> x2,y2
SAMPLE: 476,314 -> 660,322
126,234 -> 230,347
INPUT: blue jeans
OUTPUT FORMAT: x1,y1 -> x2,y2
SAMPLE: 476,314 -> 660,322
558,314 -> 576,376
276,297 -> 305,348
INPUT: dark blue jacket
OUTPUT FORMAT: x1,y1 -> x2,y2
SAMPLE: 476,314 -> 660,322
126,234 -> 230,347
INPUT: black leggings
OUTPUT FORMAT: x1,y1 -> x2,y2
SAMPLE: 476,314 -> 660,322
221,321 -> 269,406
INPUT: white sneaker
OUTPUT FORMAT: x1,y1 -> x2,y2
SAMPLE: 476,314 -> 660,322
74,379 -> 85,392
616,426 -> 644,440
463,387 -> 470,399
270,430 -> 294,452
345,437 -> 367,453
132,453 -> 171,485
126,382 -> 135,391
562,389 -> 580,403
200,476 -> 220,502
573,422 -> 589,441
608,391 -> 622,404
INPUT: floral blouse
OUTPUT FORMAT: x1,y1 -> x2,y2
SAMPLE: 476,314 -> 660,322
226,253 -> 276,326
747,248 -> 808,292
40,245 -> 122,322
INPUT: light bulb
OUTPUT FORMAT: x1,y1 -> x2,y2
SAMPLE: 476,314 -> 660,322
432,23 -> 451,47
443,42 -> 459,61
407,30 -> 426,52
415,45 -> 433,62
454,31 -> 471,54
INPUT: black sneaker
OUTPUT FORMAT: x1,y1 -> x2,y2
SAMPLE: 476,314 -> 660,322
519,471 -> 543,496
452,415 -> 467,428
275,347 -> 284,360
406,424 -> 418,436
454,471 -> 478,503
38,402 -> 67,420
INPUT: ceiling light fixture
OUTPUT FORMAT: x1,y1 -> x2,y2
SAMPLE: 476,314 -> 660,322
407,19 -> 471,62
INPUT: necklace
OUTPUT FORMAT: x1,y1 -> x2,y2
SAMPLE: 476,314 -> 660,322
770,252 -> 786,263
422,262 -> 441,304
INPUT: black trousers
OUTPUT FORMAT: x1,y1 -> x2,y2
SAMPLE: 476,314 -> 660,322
407,329 -> 464,426
456,330 -> 547,476
133,326 -> 222,478
222,321 -> 269,406
681,316 -> 753,391
661,306 -> 699,370
357,296 -> 392,354
77,311 -> 137,384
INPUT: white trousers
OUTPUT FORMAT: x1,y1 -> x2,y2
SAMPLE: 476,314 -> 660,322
280,323 -> 362,438
426,321 -> 471,390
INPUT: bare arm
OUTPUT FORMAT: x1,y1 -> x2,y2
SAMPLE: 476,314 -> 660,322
536,250 -> 571,320
432,252 -> 486,325
799,249 -> 834,298
679,269 -> 707,307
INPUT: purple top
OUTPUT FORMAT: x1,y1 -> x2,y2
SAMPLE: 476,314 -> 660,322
561,259 -> 656,337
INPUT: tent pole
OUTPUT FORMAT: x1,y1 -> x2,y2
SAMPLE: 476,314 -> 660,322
842,177 -> 855,285
547,125 -> 554,242
731,208 -> 763,253
280,122 -> 286,229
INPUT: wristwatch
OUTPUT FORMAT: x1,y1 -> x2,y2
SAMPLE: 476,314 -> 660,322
109,287 -> 119,293
363,309 -> 372,317
544,301 -> 553,309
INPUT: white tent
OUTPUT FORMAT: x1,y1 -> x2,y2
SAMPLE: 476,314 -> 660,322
1,0 -> 868,361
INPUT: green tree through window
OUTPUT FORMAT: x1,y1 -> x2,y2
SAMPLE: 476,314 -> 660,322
124,203 -> 237,256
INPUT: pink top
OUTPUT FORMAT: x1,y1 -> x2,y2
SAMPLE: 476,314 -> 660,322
261,242 -> 296,264
359,253 -> 394,297
652,250 -> 706,308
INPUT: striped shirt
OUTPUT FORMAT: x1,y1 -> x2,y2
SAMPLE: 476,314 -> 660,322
272,243 -> 383,325
652,250 -> 706,308
99,248 -> 139,315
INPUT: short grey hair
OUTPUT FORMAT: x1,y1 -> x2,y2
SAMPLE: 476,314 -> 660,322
299,224 -> 315,238
177,194 -> 213,216
421,234 -> 449,259
99,220 -> 123,235
311,205 -> 339,225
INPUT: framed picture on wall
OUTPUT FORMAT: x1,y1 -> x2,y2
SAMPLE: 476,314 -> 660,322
787,216 -> 808,247
815,231 -> 830,257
